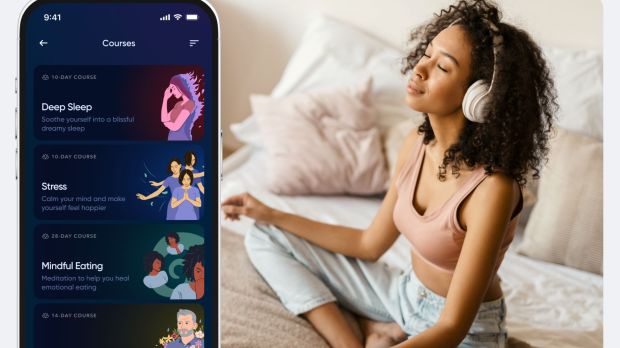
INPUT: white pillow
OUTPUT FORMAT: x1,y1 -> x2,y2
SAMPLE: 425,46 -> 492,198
542,46 -> 603,140
230,14 -> 424,147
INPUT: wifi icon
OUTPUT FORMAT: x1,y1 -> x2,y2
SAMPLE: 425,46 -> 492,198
174,14 -> 183,21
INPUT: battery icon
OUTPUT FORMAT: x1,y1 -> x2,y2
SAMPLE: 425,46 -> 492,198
186,14 -> 198,21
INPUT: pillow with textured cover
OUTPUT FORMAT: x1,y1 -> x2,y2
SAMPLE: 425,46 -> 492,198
252,77 -> 388,195
517,128 -> 602,275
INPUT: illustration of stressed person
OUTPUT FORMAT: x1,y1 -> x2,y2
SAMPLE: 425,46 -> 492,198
136,158 -> 182,220
161,72 -> 204,141
184,151 -> 205,194
170,244 -> 204,300
170,169 -> 201,221
143,251 -> 168,289
167,309 -> 204,348
166,232 -> 185,255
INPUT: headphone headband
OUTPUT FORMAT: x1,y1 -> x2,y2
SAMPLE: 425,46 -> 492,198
449,17 -> 503,94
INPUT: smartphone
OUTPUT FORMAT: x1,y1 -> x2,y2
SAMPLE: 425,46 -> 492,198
17,1 -> 220,347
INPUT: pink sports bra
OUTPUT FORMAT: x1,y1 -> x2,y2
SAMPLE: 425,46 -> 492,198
393,136 -> 522,273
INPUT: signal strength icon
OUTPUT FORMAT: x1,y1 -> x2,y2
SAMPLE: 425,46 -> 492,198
189,39 -> 199,47
160,14 -> 171,21
174,14 -> 183,21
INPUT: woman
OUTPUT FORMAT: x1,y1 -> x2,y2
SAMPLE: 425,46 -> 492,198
143,251 -> 168,289
171,169 -> 202,221
221,1 -> 556,347
136,158 -> 183,220
166,232 -> 185,255
184,151 -> 205,194
170,244 -> 205,300
161,71 -> 204,141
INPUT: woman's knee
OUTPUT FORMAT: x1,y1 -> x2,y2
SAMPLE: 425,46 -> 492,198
244,223 -> 285,256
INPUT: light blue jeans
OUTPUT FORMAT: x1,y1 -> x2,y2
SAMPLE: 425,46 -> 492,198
245,222 -> 508,347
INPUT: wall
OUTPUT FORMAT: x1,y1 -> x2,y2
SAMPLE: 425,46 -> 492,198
211,0 -> 602,151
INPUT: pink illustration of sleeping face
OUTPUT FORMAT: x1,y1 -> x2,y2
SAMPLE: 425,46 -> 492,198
169,84 -> 184,99
152,258 -> 161,272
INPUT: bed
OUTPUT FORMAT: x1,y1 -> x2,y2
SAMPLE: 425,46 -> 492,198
220,14 -> 603,348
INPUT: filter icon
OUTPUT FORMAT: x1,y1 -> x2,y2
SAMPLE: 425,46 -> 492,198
189,39 -> 200,47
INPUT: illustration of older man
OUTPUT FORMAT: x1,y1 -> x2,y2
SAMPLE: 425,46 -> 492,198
166,309 -> 203,348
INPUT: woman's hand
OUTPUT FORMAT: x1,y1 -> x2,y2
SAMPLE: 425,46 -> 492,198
221,192 -> 276,224
149,180 -> 162,187
136,193 -> 147,200
163,84 -> 173,99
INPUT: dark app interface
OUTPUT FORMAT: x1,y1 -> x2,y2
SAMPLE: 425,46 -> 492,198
21,3 -> 218,347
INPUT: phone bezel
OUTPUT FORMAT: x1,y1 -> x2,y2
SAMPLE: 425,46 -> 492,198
16,1 -> 221,346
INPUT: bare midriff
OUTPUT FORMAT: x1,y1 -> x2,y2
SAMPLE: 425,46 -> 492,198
410,249 -> 503,302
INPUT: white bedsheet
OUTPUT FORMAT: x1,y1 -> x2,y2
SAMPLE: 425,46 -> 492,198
221,147 -> 603,348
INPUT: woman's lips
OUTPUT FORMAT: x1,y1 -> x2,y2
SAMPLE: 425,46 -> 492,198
407,82 -> 424,96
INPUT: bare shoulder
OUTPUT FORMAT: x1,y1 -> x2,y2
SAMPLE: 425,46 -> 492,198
466,171 -> 521,223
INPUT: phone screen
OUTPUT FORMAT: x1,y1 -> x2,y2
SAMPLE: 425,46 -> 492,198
18,1 -> 219,347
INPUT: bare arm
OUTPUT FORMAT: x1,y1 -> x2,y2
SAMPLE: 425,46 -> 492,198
136,185 -> 166,200
394,174 -> 519,347
161,99 -> 170,123
188,196 -> 201,207
171,195 -> 184,208
163,101 -> 194,131
221,130 -> 422,262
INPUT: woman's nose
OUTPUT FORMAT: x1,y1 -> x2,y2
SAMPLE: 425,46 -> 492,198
412,65 -> 426,82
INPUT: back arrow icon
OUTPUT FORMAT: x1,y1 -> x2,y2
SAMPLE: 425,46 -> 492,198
39,40 -> 48,46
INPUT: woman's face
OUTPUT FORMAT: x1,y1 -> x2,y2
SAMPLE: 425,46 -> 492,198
170,161 -> 181,175
193,261 -> 204,281
169,84 -> 183,98
167,236 -> 177,246
152,258 -> 161,272
181,173 -> 192,187
406,25 -> 473,117
190,154 -> 196,166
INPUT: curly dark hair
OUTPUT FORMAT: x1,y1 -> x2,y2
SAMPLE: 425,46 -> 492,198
183,244 -> 204,281
401,0 -> 558,186
144,251 -> 165,273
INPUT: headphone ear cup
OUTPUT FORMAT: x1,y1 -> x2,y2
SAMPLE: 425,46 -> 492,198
462,80 -> 491,123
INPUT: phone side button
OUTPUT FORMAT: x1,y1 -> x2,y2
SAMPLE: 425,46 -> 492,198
14,76 -> 17,94
15,148 -> 18,180
15,106 -> 18,140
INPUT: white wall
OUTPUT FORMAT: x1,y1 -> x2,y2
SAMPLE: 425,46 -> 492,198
211,0 -> 602,151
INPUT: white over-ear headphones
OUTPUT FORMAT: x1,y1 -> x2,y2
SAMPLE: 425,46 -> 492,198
452,18 -> 503,123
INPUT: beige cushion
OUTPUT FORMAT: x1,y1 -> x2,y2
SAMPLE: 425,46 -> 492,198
517,128 -> 603,274
253,77 -> 389,195
383,119 -> 418,179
